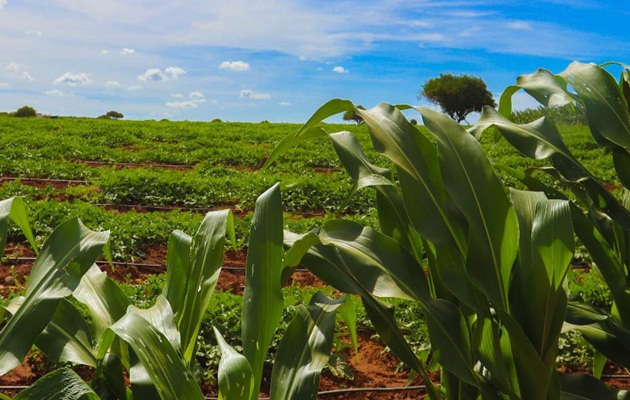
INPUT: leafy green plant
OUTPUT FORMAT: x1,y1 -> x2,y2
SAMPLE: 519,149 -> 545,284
265,96 -> 626,399
472,61 -> 630,384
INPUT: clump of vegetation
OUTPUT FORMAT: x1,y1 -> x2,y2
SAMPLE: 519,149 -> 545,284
510,103 -> 587,125
98,110 -> 124,119
419,73 -> 495,123
14,105 -> 37,118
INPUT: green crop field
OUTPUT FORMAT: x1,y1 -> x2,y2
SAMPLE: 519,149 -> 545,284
1,62 -> 629,400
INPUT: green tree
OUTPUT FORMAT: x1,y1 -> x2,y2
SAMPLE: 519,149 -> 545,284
105,110 -> 124,119
419,73 -> 495,123
14,105 -> 37,118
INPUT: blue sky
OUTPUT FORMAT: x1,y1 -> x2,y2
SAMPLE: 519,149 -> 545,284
0,0 -> 627,122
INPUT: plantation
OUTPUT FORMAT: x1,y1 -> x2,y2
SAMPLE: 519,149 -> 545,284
0,61 -> 629,399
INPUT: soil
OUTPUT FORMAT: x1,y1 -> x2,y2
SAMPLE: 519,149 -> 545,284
1,243 -> 628,399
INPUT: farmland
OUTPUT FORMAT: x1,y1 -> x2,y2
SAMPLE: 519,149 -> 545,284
0,98 -> 627,399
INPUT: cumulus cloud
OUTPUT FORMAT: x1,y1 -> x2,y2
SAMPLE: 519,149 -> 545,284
138,67 -> 186,82
101,49 -> 110,55
6,63 -> 34,82
105,81 -> 121,88
278,101 -> 291,106
219,61 -> 250,72
166,91 -> 206,108
240,89 -> 271,100
165,66 -> 186,79
0,0 -> 6,10
22,72 -> 34,82
121,48 -> 135,55
54,72 -> 92,86
333,66 -> 348,74
138,68 -> 167,82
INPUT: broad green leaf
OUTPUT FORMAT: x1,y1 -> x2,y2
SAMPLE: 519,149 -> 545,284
474,107 -> 630,230
474,316 -> 519,397
0,217 -> 109,375
418,106 -> 519,311
127,295 -> 180,351
12,368 -> 100,400
73,264 -> 130,338
100,312 -> 204,400
270,292 -> 345,400
613,147 -> 630,189
283,230 -> 440,399
559,61 -> 630,150
264,99 -> 355,168
567,317 -> 630,369
162,209 -> 234,364
0,197 -> 38,262
242,184 -> 284,399
337,294 -> 359,362
36,298 -> 97,367
560,372 -> 630,399
213,326 -> 255,400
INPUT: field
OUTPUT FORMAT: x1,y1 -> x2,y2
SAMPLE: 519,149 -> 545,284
0,113 -> 627,398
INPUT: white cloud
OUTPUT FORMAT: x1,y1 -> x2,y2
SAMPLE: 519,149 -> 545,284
6,62 -> 21,71
101,49 -> 110,55
139,67 -> 185,82
278,101 -> 291,106
507,21 -> 532,30
127,84 -> 143,91
138,68 -> 167,82
25,30 -> 42,36
333,66 -> 348,74
240,89 -> 271,100
165,66 -> 186,79
190,91 -> 206,102
166,101 -> 198,109
45,89 -> 73,97
166,91 -> 206,108
0,82 -> 8,88
121,48 -> 135,55
105,81 -> 121,88
54,72 -> 92,86
0,0 -> 6,10
219,61 -> 250,72
22,72 -> 34,82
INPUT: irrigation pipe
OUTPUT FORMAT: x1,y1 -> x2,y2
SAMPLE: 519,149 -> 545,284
2,257 -> 310,272
202,385 -> 428,400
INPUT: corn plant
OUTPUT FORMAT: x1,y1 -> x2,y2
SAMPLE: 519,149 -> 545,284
0,187 -> 343,399
266,97 -> 627,399
472,61 -> 630,385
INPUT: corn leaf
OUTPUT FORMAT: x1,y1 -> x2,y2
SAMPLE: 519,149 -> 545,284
0,217 -> 109,375
162,209 -> 234,364
560,373 -> 630,399
12,368 -> 100,400
270,291 -> 345,400
100,312 -> 204,400
35,298 -> 97,367
418,106 -> 519,311
284,230 -> 440,399
213,326 -> 255,400
242,183 -> 284,399
0,197 -> 38,262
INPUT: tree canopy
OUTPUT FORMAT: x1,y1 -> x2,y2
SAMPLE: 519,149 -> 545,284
419,74 -> 495,123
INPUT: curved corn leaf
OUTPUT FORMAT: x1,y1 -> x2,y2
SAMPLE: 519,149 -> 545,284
213,326 -> 255,400
0,197 -> 38,262
242,183 -> 284,399
270,292 -> 344,400
127,295 -> 180,350
100,312 -> 204,400
560,372 -> 630,399
73,264 -> 130,338
264,99 -> 355,168
162,209 -> 234,364
284,230 -> 440,399
418,106 -> 518,311
12,368 -> 100,400
559,61 -> 630,150
0,217 -> 108,375
35,298 -> 97,367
